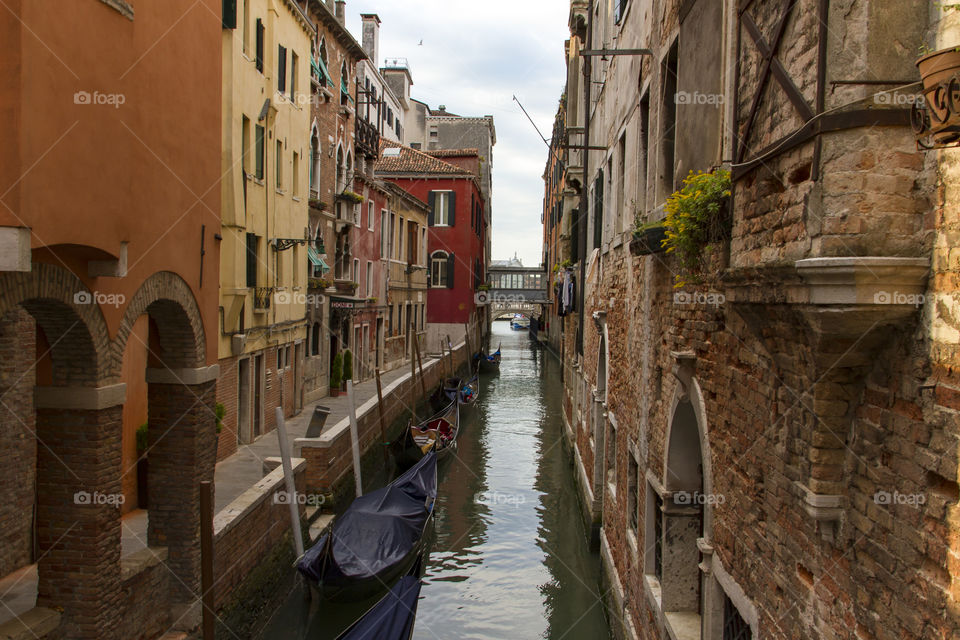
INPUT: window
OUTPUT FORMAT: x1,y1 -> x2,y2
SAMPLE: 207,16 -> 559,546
407,221 -> 417,265
290,52 -> 298,101
420,303 -> 425,330
255,18 -> 264,72
388,305 -> 394,334
628,453 -> 639,535
241,0 -> 250,53
397,217 -> 404,260
255,124 -> 265,179
365,261 -> 372,297
292,151 -> 299,196
389,213 -> 396,257
638,92 -> 650,214
723,594 -> 752,640
275,140 -> 283,189
380,210 -> 389,257
617,133 -> 626,233
659,41 -> 679,200
420,229 -> 427,265
241,115 -> 250,176
592,170 -> 604,251
245,233 -> 259,287
367,202 -> 374,231
429,191 -> 454,226
614,0 -> 628,24
277,348 -> 283,370
340,61 -> 349,106
277,45 -> 287,94
653,490 -> 663,580
352,258 -> 359,283
430,251 -> 453,288
309,132 -> 320,195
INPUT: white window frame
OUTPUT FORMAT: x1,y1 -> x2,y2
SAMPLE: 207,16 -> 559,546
365,260 -> 372,297
430,250 -> 448,288
433,191 -> 451,226
367,201 -> 375,231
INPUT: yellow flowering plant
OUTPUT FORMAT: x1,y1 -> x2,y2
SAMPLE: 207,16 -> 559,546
662,168 -> 732,280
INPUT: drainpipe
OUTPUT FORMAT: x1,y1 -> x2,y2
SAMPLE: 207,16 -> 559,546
576,0 -> 593,357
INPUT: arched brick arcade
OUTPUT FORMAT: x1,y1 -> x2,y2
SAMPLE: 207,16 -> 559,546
0,266 -> 216,639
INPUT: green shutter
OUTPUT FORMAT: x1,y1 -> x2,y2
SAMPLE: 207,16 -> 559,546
448,191 -> 456,227
428,192 -> 436,226
446,253 -> 455,289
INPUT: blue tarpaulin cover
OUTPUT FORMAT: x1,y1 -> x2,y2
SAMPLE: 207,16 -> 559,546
297,451 -> 437,585
336,558 -> 423,640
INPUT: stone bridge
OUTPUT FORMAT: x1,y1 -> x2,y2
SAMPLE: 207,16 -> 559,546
480,265 -> 551,322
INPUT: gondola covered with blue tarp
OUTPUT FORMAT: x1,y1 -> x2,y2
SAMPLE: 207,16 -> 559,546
297,451 -> 437,600
335,555 -> 424,640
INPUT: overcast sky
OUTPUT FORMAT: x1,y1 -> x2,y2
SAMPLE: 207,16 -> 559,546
346,1 -> 571,267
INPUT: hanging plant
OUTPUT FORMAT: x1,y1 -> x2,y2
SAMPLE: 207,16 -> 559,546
662,168 -> 732,285
338,190 -> 365,204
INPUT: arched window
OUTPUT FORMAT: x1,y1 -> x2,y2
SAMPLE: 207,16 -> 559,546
336,146 -> 344,192
340,61 -> 349,105
310,323 -> 321,356
318,37 -> 328,68
430,251 -> 454,289
309,129 -> 320,196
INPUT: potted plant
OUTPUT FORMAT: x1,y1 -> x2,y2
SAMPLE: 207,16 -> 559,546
308,277 -> 331,290
662,168 -> 732,286
476,284 -> 490,292
916,40 -> 960,144
631,220 -> 668,256
329,352 -> 343,397
214,402 -> 225,436
367,296 -> 378,304
343,349 -> 353,387
136,422 -> 149,509
338,189 -> 365,204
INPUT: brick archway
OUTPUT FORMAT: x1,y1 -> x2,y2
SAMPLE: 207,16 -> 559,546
111,271 -> 207,377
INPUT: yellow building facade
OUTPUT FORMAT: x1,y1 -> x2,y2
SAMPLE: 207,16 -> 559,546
217,0 -> 314,457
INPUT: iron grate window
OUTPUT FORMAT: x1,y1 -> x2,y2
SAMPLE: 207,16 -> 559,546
723,594 -> 752,640
654,492 -> 663,581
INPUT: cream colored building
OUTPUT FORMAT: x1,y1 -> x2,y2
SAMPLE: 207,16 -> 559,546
217,0 -> 314,455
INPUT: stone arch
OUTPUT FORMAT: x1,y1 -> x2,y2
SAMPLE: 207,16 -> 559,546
659,374 -> 714,616
0,262 -> 110,385
490,306 -> 542,320
110,271 -> 206,377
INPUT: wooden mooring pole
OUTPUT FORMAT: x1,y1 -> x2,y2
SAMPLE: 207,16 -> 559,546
414,335 -> 427,400
375,368 -> 389,466
346,381 -> 363,497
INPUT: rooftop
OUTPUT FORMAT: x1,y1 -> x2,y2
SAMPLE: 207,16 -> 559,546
375,140 -> 475,176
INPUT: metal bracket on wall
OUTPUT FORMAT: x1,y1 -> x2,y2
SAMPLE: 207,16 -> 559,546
580,49 -> 653,57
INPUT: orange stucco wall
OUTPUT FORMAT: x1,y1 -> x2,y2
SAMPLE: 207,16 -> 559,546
0,0 -> 222,365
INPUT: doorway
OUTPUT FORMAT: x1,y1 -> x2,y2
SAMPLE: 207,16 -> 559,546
238,357 -> 252,444
293,341 -> 303,413
253,354 -> 264,438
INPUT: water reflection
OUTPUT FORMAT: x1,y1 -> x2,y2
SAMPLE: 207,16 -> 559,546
259,323 -> 609,640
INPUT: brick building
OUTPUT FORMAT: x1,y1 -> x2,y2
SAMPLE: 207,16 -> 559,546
301,0 -> 367,401
377,142 -> 488,352
0,1 -> 222,637
548,1 -> 960,639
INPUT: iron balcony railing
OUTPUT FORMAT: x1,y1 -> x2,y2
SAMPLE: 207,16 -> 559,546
254,287 -> 272,311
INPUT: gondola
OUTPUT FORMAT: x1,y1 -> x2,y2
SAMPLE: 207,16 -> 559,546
296,450 -> 437,602
458,371 -> 479,406
476,343 -> 501,373
334,555 -> 425,640
408,400 -> 460,460
429,376 -> 462,412
510,314 -> 530,330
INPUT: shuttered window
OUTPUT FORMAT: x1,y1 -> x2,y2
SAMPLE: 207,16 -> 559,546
254,125 -> 265,179
255,18 -> 264,72
245,233 -> 258,287
277,45 -> 287,93
429,191 -> 455,226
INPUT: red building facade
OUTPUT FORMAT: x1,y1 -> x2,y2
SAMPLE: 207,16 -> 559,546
376,143 -> 486,351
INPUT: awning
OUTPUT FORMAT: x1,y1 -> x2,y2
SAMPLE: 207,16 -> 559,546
312,56 -> 334,88
307,246 -> 330,273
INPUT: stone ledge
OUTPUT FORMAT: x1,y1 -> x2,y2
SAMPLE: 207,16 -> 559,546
146,365 -> 220,385
794,257 -> 929,305
213,458 -> 305,539
0,607 -> 60,640
120,546 -> 168,582
34,383 -> 126,410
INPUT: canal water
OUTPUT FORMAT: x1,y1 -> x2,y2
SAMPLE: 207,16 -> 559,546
260,322 -> 611,639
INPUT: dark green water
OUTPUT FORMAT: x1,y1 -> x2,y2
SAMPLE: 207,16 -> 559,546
260,323 -> 610,640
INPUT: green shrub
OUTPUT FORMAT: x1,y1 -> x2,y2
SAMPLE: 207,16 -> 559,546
214,402 -> 226,434
662,168 -> 732,284
330,352 -> 343,388
136,422 -> 149,454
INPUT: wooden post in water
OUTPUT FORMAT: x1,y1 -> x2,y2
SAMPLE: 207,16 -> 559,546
463,322 -> 472,362
346,381 -> 363,497
414,336 -> 427,400
446,334 -> 455,376
200,480 -> 214,640
375,369 -> 389,466
274,407 -> 305,557
408,331 -> 418,423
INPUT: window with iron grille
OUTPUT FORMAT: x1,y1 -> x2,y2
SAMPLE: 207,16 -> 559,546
723,594 -> 752,640
654,492 -> 663,581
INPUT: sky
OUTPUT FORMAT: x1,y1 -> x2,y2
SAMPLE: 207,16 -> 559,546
345,1 -> 571,267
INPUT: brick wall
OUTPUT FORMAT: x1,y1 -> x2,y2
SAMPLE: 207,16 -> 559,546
216,355 -> 239,462
0,308 -> 36,577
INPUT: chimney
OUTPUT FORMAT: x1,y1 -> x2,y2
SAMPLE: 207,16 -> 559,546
335,0 -> 345,24
361,14 -> 380,64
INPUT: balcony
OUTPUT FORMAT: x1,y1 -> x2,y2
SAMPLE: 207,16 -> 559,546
356,116 -> 380,159
254,287 -> 273,312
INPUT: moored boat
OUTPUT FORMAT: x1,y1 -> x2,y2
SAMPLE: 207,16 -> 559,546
334,554 -> 425,640
429,376 -> 462,412
408,400 -> 460,460
296,451 -> 438,601
476,343 -> 501,372
458,372 -> 479,406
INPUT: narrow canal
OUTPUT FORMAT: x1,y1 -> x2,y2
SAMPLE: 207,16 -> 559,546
261,322 -> 611,639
